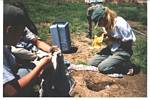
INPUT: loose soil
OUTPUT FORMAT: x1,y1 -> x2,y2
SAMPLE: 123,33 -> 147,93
64,33 -> 147,97
44,21 -> 147,97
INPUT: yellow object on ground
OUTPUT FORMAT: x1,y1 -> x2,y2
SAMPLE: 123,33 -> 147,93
92,33 -> 105,48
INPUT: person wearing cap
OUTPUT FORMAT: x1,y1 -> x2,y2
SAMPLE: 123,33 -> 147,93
4,2 -> 72,97
85,0 -> 105,38
88,6 -> 136,75
3,4 -> 52,96
6,1 -> 60,64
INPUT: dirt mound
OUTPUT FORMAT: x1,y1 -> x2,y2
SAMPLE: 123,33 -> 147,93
69,71 -> 147,97
62,32 -> 147,97
47,30 -> 147,97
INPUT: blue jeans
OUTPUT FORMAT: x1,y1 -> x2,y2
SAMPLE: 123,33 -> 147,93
17,68 -> 31,77
17,67 -> 39,96
88,47 -> 132,74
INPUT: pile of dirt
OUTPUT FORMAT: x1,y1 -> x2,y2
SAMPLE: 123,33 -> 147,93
62,32 -> 147,97
63,32 -> 106,63
45,21 -> 147,97
69,70 -> 147,97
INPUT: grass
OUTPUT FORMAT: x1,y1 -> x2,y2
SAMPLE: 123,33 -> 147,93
131,34 -> 147,73
76,60 -> 87,65
106,3 -> 147,25
4,0 -> 147,73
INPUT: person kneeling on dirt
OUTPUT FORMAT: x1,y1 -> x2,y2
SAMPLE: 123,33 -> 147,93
88,6 -> 136,75
3,4 -> 52,97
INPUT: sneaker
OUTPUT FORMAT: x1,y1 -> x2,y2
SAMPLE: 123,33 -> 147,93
127,63 -> 140,76
107,73 -> 124,78
127,68 -> 134,76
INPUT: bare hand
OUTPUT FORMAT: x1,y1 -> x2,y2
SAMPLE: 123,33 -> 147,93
33,56 -> 51,68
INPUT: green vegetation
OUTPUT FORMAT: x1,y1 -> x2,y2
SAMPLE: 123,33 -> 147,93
4,0 -> 147,73
106,3 -> 147,25
76,60 -> 87,65
131,34 -> 147,73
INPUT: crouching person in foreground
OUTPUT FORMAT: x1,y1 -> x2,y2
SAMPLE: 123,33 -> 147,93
4,4 -> 73,97
88,6 -> 136,76
3,4 -> 52,97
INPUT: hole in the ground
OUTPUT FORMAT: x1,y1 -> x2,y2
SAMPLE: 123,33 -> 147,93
85,80 -> 114,92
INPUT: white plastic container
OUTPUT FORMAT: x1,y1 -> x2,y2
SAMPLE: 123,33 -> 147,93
50,22 -> 71,52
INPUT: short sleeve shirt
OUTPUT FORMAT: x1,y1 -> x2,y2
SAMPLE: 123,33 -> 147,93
19,27 -> 39,42
16,27 -> 40,51
108,16 -> 136,52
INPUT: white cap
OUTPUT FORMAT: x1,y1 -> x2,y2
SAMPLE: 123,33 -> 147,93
85,0 -> 104,3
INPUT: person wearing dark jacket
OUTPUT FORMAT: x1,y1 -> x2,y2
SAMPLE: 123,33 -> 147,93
3,4 -> 52,97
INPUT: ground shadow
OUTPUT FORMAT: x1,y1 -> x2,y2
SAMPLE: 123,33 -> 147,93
63,46 -> 78,54
132,64 -> 141,75
85,79 -> 114,92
